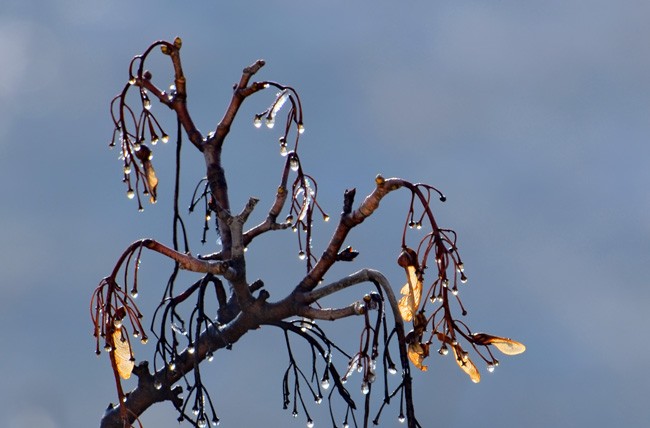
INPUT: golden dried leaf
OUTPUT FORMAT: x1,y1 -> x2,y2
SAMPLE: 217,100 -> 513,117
407,342 -> 429,372
452,345 -> 480,383
472,333 -> 526,355
142,159 -> 158,203
398,264 -> 422,322
112,328 -> 134,380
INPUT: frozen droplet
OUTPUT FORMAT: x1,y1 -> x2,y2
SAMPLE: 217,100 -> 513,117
315,395 -> 322,404
398,414 -> 406,423
113,319 -> 123,328
127,190 -> 135,199
388,365 -> 397,375
188,346 -> 195,354
290,157 -> 300,171
456,263 -> 464,273
168,362 -> 176,371
192,407 -> 200,416
323,214 -> 330,222
297,123 -> 305,134
154,380 -> 162,390
151,136 -> 159,145
253,115 -> 262,128
265,116 -> 275,129
343,423 -> 349,428
451,287 -> 459,296
306,419 -> 314,428
205,213 -> 211,221
130,289 -> 138,298
416,222 -> 422,230
128,77 -> 136,85
286,215 -> 294,224
292,411 -> 298,418
197,417 -> 207,428
133,331 -> 140,338
144,99 -> 151,110
207,352 -> 214,362
460,274 -> 468,284
161,134 -> 169,143
298,251 -> 306,260
212,418 -> 220,426
123,165 -> 131,174
442,279 -> 449,288
140,337 -> 148,344
104,344 -> 112,352
361,382 -> 369,395
171,323 -> 187,336
321,378 -> 330,389
487,363 -> 495,373
439,346 -> 449,356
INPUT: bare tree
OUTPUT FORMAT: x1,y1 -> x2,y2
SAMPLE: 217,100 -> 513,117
91,38 -> 525,428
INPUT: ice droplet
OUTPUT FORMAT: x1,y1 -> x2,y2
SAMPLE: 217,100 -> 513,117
361,382 -> 370,395
265,116 -> 275,129
253,115 -> 262,128
197,417 -> 207,428
487,363 -> 495,373
127,190 -> 135,199
123,165 -> 131,174
297,123 -> 305,134
398,414 -> 406,423
388,365 -> 397,375
154,380 -> 162,390
306,419 -> 314,428
298,251 -> 306,260
290,157 -> 300,171
321,378 -> 330,389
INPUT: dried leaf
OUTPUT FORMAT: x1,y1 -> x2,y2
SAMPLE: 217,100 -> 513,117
452,345 -> 480,383
135,144 -> 158,203
472,333 -> 526,355
112,328 -> 134,380
407,342 -> 429,372
397,248 -> 422,322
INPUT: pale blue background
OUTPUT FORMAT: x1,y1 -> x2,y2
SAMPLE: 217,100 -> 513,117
1,1 -> 649,427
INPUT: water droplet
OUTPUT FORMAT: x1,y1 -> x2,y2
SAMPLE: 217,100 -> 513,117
188,346 -> 195,354
168,362 -> 176,371
265,116 -> 275,129
442,279 -> 449,288
133,142 -> 141,151
408,221 -> 415,229
361,382 -> 370,395
130,289 -> 138,298
315,395 -> 322,404
451,287 -> 459,296
154,380 -> 162,390
456,263 -> 464,273
151,136 -> 159,145
416,222 -> 422,230
306,419 -> 314,428
253,115 -> 262,128
398,414 -> 406,423
343,423 -> 349,428
197,417 -> 207,428
205,213 -> 212,221
192,407 -> 200,416
323,214 -> 330,222
297,123 -> 305,134
127,190 -> 135,199
292,411 -> 298,418
212,418 -> 220,426
321,378 -> 330,389
113,319 -> 123,328
388,365 -> 397,375
207,352 -> 214,362
286,215 -> 294,224
171,323 -> 188,336
143,99 -> 151,110
104,344 -> 112,352
280,145 -> 288,156
290,157 -> 300,171
129,77 -> 136,85
161,134 -> 169,143
460,274 -> 468,284
123,165 -> 131,174
439,346 -> 449,356
487,363 -> 495,373
141,337 -> 148,344
298,251 -> 306,260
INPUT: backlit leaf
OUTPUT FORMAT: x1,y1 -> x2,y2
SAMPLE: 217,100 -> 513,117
452,345 -> 480,383
112,328 -> 134,380
472,333 -> 526,355
397,248 -> 422,322
407,342 -> 429,372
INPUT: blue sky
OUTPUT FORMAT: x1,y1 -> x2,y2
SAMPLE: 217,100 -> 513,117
1,1 -> 649,427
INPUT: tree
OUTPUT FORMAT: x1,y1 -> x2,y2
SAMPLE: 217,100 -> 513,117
91,38 -> 525,428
